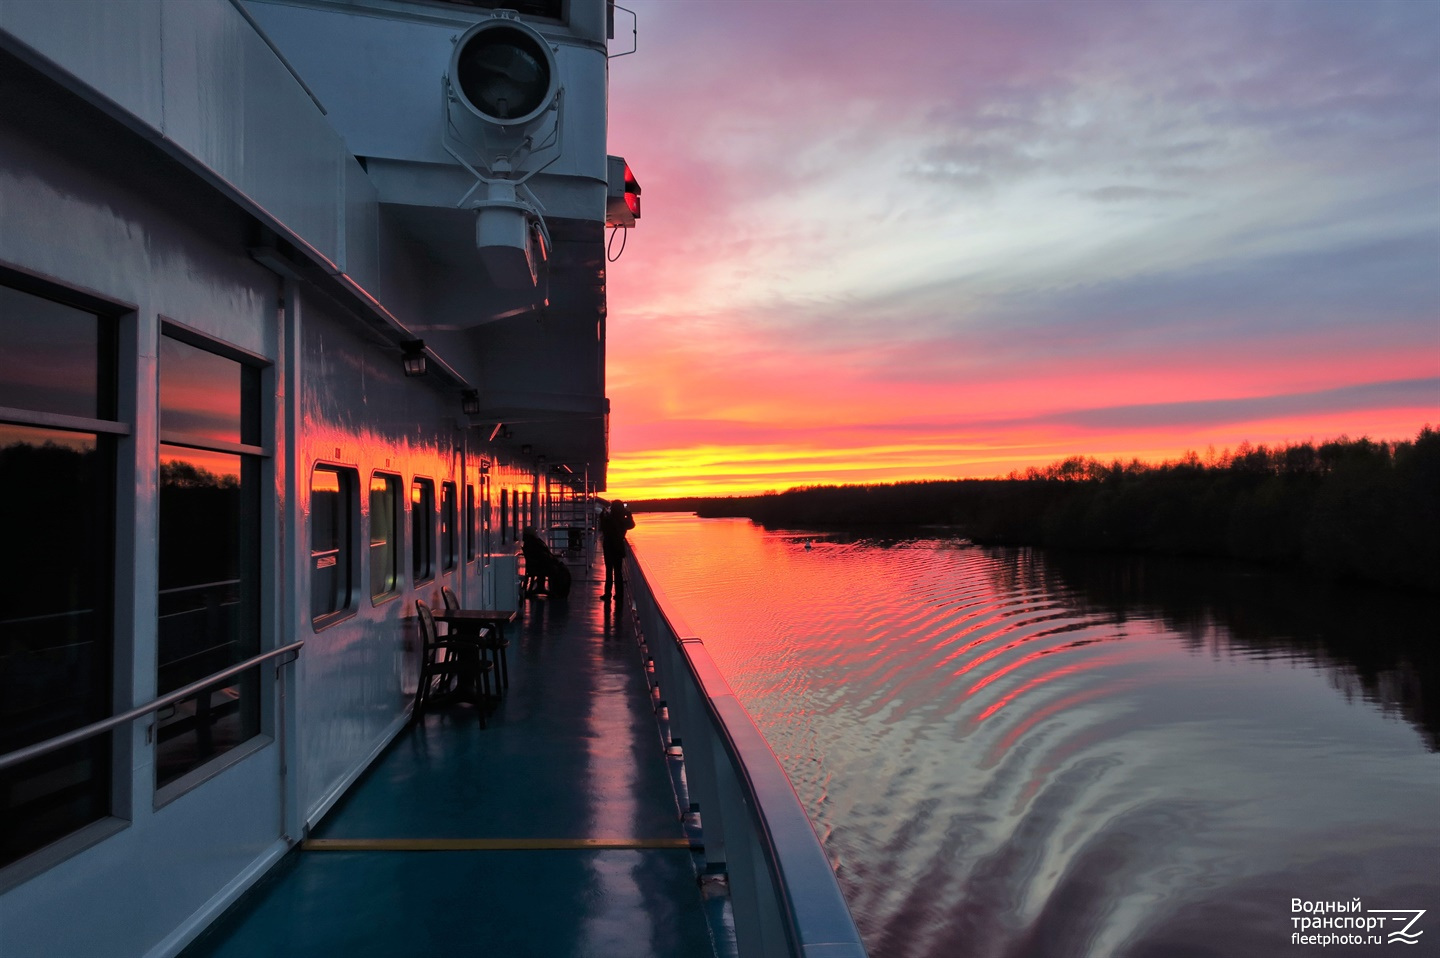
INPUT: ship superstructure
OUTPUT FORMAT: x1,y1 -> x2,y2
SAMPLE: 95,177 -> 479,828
0,1 -> 622,952
0,2 -> 863,955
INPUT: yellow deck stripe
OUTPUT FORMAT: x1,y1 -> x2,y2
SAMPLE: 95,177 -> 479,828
302,837 -> 694,852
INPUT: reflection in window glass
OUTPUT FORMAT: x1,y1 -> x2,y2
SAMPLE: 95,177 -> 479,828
311,466 -> 356,624
441,482 -> 458,572
156,331 -> 262,788
370,473 -> 401,600
159,335 -> 249,446
0,423 -> 114,867
0,285 -> 106,420
499,488 -> 509,544
412,478 -> 435,583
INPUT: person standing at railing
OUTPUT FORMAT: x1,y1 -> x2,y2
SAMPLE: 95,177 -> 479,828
599,499 -> 634,602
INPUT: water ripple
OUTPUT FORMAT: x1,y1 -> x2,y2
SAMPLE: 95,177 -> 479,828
633,516 -> 1440,958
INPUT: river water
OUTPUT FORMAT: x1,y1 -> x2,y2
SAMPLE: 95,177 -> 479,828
629,513 -> 1439,958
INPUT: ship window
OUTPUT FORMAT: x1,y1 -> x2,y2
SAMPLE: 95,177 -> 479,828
465,483 -> 476,562
159,334 -> 251,446
412,478 -> 435,583
155,330 -> 262,789
480,477 -> 491,563
0,285 -> 112,420
311,466 -> 358,627
0,281 -> 118,869
441,481 -> 458,573
370,473 -> 402,601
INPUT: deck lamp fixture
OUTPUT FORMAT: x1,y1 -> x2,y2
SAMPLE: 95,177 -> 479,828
442,12 -> 563,293
402,340 -> 427,377
462,390 -> 481,415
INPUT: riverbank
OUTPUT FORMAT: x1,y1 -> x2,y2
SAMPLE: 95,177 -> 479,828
632,429 -> 1439,594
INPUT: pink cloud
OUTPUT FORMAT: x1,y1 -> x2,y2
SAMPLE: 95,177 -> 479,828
603,1 -> 1440,498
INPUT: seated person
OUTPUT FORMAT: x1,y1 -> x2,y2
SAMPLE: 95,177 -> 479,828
521,527 -> 572,598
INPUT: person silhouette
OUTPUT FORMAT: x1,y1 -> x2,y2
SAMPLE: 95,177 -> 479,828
599,500 -> 635,601
522,526 -> 571,598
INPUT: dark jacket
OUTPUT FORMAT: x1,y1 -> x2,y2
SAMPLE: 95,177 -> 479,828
599,505 -> 635,557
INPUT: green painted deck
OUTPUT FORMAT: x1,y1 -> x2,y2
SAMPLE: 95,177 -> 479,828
183,575 -> 725,958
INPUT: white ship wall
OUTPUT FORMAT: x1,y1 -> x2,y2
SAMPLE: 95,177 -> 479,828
0,0 -> 575,953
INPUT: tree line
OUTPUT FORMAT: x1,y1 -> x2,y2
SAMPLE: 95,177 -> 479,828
632,428 -> 1440,593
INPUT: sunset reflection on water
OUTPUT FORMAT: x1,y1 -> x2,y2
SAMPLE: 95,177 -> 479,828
632,513 -> 1440,958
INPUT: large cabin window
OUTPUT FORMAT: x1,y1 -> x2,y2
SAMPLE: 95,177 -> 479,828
155,330 -> 262,790
311,465 -> 358,627
0,282 -> 118,869
412,477 -> 435,583
370,472 -> 402,601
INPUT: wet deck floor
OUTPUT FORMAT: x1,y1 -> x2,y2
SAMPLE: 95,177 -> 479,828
183,574 -> 722,958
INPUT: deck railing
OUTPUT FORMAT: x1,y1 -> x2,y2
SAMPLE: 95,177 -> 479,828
0,641 -> 304,772
627,546 -> 868,958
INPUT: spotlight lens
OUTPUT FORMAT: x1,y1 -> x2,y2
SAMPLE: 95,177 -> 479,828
456,28 -> 551,121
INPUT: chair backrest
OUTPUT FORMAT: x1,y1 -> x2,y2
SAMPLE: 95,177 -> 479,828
441,586 -> 459,612
416,599 -> 438,647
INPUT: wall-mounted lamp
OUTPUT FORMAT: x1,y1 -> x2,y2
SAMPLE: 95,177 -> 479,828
402,340 -> 427,377
461,390 -> 481,415
479,459 -> 491,474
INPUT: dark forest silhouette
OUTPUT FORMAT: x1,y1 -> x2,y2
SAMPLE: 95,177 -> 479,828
633,428 -> 1440,593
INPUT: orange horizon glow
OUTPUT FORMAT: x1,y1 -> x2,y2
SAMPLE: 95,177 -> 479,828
609,413 -> 1435,500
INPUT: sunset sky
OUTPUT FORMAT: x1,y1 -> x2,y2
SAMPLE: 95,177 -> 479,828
602,0 -> 1439,500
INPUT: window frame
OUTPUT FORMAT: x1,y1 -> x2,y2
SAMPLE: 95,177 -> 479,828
153,322 -> 269,800
309,463 -> 360,630
369,471 -> 403,604
465,482 -> 476,563
411,476 -> 436,584
0,273 -> 126,880
441,480 -> 459,574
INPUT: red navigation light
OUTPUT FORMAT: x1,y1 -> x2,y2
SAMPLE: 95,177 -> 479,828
606,156 -> 642,228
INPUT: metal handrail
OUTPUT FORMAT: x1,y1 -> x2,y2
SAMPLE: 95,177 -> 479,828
627,547 -> 868,958
0,640 -> 304,772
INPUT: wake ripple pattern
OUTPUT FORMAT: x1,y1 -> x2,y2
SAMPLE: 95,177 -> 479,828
631,515 -> 1440,958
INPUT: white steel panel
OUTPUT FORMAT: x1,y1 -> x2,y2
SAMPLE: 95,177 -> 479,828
161,0 -> 345,265
0,745 -> 284,958
2,0 -> 352,278
243,1 -> 460,166
343,156 -> 381,292
0,0 -> 165,128
243,1 -> 608,198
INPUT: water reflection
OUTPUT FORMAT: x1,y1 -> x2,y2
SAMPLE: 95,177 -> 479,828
632,514 -> 1440,958
1038,550 -> 1440,751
